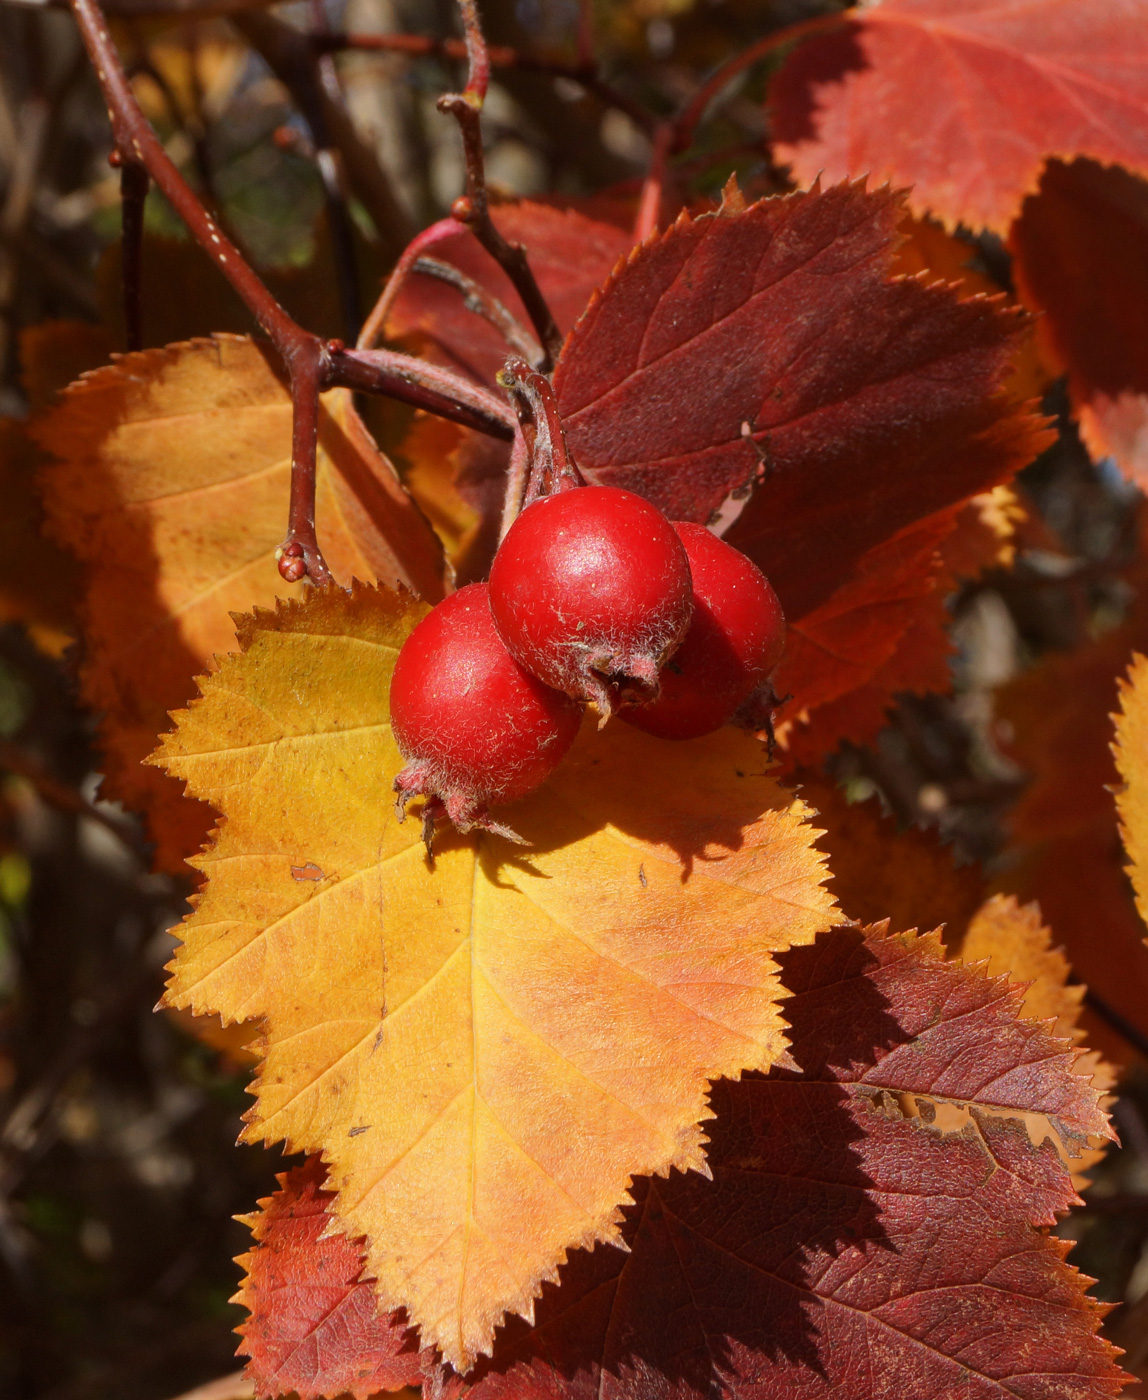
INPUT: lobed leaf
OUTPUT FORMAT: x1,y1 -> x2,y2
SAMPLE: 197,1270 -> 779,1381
35,335 -> 446,870
153,582 -> 837,1369
235,927 -> 1123,1399
1011,158 -> 1148,489
235,1157 -> 425,1399
551,182 -> 1048,757
449,926 -> 1119,1399
770,0 -> 1148,234
960,895 -> 1117,1189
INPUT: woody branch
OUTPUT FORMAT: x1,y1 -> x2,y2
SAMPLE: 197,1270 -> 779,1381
67,0 -> 514,587
437,0 -> 564,371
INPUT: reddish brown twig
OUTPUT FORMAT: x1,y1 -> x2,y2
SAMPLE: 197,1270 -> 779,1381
68,0 -> 514,586
112,152 -> 148,350
415,258 -> 543,364
437,0 -> 563,369
672,12 -> 846,154
333,345 -> 514,440
312,31 -> 654,135
357,215 -> 462,350
497,355 -> 584,513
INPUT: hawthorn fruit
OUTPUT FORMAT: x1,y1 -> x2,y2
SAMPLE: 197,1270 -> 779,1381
391,583 -> 583,845
621,521 -> 786,741
488,485 -> 694,718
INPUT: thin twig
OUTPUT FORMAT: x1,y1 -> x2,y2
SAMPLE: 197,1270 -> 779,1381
437,0 -> 563,369
357,214 -> 461,351
414,257 -> 543,363
314,30 -> 655,134
232,11 -> 414,262
68,0 -> 515,585
333,344 -> 515,439
498,424 -> 530,544
497,355 -> 583,509
306,0 -> 361,340
113,152 -> 148,350
672,11 -> 846,154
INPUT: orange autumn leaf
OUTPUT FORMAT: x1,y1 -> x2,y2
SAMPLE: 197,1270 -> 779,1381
962,894 -> 1117,1089
1114,652 -> 1148,933
960,893 -> 1118,1185
770,0 -> 1148,235
796,769 -> 985,946
34,335 -> 446,871
152,581 -> 837,1370
995,593 -> 1148,1067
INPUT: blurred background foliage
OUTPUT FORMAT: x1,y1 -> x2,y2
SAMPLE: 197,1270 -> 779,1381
2,0 -> 1148,1395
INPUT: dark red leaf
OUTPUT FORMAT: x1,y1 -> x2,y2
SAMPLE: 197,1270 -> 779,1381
769,0 -> 1148,234
447,927 -> 1121,1400
553,182 -> 1046,626
235,1157 -> 425,1399
1010,158 -> 1148,488
386,202 -> 633,384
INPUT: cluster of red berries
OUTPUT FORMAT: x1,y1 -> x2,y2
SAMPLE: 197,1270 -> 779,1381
390,484 -> 785,845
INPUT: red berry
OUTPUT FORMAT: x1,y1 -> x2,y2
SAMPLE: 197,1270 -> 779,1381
391,583 -> 583,846
488,486 -> 693,718
621,522 -> 785,741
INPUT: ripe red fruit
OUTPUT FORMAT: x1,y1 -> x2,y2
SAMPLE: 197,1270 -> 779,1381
391,583 -> 583,846
621,522 -> 785,741
488,486 -> 694,717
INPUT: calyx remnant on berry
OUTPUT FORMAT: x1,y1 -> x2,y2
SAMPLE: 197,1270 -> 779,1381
488,485 -> 694,720
390,583 -> 583,849
621,522 -> 786,741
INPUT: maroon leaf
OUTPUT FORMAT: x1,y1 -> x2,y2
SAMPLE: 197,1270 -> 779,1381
552,181 -> 1047,625
386,202 -> 633,384
1010,158 -> 1148,489
235,1157 -> 425,1399
446,926 -> 1122,1400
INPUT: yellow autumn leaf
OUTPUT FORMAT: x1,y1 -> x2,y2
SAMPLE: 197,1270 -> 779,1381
152,581 -> 837,1369
34,334 -> 445,870
1114,651 -> 1148,934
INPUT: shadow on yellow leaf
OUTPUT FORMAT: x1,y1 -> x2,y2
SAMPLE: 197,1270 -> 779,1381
34,334 -> 446,871
1115,653 -> 1148,940
151,581 -> 837,1370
